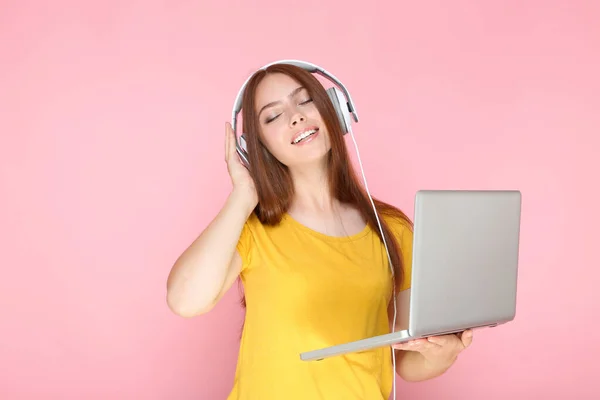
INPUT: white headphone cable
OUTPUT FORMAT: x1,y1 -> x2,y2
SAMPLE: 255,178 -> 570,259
346,124 -> 398,400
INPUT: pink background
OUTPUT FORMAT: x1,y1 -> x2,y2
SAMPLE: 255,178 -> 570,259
1,1 -> 599,399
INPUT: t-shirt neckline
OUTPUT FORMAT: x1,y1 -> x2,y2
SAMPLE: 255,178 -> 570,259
282,213 -> 371,242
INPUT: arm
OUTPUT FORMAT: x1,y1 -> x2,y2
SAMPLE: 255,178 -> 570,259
394,347 -> 456,382
166,189 -> 254,317
390,289 -> 472,381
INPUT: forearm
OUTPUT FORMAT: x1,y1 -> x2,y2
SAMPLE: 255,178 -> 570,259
395,349 -> 456,382
166,189 -> 255,316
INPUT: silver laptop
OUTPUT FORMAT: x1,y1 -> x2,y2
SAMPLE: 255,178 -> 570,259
300,190 -> 521,361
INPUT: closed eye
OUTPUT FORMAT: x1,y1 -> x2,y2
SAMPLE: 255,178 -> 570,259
265,114 -> 281,123
264,98 -> 313,124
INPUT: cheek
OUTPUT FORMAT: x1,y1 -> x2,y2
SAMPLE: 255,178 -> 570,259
259,126 -> 288,154
307,106 -> 321,118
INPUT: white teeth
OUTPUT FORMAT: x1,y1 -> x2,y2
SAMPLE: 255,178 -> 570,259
292,129 -> 316,144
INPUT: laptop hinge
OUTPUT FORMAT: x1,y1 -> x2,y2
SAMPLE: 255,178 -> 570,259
425,323 -> 499,337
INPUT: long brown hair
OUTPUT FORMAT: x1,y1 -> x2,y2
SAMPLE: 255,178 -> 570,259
238,63 -> 412,307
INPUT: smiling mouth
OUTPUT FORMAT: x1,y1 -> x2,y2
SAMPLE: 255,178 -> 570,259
291,128 -> 318,145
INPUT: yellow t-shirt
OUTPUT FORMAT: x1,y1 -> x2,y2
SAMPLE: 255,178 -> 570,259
226,211 -> 413,400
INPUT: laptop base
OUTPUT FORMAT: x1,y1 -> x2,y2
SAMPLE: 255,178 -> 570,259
300,330 -> 411,361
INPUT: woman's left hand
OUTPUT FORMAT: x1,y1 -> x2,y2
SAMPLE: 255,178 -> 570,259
392,329 -> 473,367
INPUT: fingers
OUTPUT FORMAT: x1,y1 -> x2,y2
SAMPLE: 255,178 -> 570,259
393,331 -> 474,359
426,335 -> 451,346
225,122 -> 232,162
425,331 -> 473,348
392,338 -> 438,352
394,332 -> 470,350
460,329 -> 474,348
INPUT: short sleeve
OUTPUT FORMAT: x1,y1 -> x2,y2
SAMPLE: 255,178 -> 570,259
236,215 -> 255,272
383,213 -> 413,292
398,224 -> 413,292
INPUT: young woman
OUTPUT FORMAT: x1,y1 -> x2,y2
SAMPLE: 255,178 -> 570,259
166,63 -> 473,399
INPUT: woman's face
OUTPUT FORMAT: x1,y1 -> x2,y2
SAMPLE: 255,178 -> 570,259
254,73 -> 331,167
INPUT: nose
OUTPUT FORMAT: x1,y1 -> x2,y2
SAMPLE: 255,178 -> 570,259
290,112 -> 305,126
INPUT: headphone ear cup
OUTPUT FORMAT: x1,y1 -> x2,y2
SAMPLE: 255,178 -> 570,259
236,133 -> 250,168
326,87 -> 351,135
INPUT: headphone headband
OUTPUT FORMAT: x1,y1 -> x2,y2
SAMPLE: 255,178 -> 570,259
231,59 -> 359,135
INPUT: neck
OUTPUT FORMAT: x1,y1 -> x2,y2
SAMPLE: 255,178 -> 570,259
288,161 -> 337,213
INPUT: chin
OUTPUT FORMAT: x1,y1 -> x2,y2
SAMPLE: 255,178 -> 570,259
288,149 -> 331,168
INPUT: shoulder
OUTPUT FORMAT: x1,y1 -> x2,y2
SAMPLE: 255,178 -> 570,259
237,213 -> 261,264
244,211 -> 262,229
236,212 -> 289,272
375,202 -> 414,258
237,211 -> 283,254
383,212 -> 412,233
377,203 -> 414,290
378,204 -> 413,239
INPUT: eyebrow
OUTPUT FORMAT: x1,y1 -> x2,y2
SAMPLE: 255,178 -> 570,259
258,86 -> 306,117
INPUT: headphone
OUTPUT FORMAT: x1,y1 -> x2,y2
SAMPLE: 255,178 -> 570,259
230,60 -> 359,168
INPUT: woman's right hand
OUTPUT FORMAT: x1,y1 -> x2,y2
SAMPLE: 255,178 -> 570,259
225,122 -> 258,210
